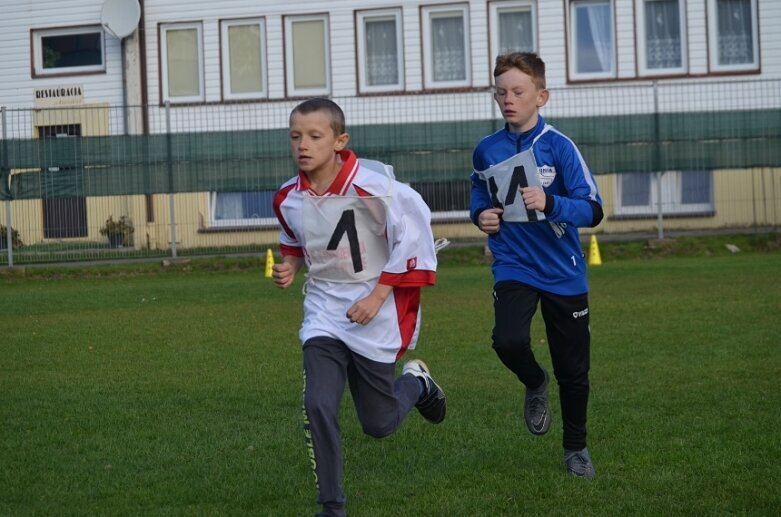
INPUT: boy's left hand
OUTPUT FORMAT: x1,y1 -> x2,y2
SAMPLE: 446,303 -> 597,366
346,294 -> 383,326
521,186 -> 546,212
347,283 -> 392,325
271,262 -> 296,289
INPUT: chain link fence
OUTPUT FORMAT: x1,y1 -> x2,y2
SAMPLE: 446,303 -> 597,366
2,78 -> 780,265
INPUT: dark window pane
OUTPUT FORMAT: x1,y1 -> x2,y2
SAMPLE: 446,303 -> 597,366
621,173 -> 651,207
242,191 -> 275,218
39,124 -> 82,138
411,181 -> 470,212
215,191 -> 275,220
43,197 -> 88,238
42,32 -> 102,69
681,170 -> 712,204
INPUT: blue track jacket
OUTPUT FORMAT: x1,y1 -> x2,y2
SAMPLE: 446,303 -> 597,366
470,116 -> 603,296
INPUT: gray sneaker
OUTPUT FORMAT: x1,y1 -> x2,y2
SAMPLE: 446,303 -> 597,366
524,367 -> 550,435
564,447 -> 596,477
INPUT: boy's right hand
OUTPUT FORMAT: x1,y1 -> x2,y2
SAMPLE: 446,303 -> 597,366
478,208 -> 503,234
272,262 -> 296,289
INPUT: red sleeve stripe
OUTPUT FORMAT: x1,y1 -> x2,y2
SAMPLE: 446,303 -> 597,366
273,183 -> 297,239
379,270 -> 436,287
280,244 -> 304,257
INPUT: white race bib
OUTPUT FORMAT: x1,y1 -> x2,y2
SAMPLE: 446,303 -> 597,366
303,194 -> 391,283
478,147 -> 546,223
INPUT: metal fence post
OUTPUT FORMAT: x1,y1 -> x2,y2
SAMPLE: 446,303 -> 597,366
656,171 -> 664,240
165,101 -> 177,259
653,82 -> 664,240
2,106 -> 12,268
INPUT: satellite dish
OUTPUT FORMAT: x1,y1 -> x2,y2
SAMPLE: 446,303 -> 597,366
101,0 -> 141,39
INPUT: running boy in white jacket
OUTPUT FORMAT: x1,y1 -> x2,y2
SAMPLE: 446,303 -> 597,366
272,98 -> 446,517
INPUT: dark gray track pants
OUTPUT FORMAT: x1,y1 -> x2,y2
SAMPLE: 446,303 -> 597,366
302,336 -> 421,515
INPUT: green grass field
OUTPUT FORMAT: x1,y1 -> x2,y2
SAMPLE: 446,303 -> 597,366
1,245 -> 780,516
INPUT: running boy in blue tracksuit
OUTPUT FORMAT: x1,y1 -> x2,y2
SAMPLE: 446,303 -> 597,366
470,52 -> 603,477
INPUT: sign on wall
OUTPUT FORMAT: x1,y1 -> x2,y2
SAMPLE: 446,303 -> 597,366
33,85 -> 84,107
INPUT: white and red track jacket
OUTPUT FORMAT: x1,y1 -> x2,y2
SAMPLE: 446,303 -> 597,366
273,150 -> 437,363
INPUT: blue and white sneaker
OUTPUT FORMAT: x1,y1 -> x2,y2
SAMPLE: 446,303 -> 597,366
402,359 -> 447,424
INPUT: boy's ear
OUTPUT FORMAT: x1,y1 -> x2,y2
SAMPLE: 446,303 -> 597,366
537,89 -> 550,108
334,132 -> 350,151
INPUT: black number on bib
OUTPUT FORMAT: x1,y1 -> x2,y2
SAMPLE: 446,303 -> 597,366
488,165 -> 526,208
327,209 -> 363,273
487,165 -> 538,221
488,177 -> 503,208
505,165 -> 527,205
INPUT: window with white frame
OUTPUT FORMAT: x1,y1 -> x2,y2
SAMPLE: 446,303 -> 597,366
356,9 -> 404,93
210,191 -> 277,227
568,0 -> 615,81
637,0 -> 687,75
32,26 -> 105,77
615,170 -> 713,216
489,1 -> 537,67
221,18 -> 267,100
160,22 -> 204,103
707,0 -> 759,72
421,4 -> 471,89
284,14 -> 330,97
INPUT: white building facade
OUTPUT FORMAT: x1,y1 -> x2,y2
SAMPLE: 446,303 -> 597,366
1,0 -> 780,260
2,0 -> 778,122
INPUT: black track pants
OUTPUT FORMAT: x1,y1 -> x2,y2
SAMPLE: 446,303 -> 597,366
491,280 -> 591,451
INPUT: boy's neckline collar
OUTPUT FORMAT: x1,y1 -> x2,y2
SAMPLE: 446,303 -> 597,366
505,115 -> 545,139
297,149 -> 358,196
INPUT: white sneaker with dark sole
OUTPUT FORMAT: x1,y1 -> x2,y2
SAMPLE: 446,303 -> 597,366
402,359 -> 447,424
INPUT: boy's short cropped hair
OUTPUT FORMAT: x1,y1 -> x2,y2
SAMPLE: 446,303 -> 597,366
289,97 -> 346,136
493,52 -> 547,90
